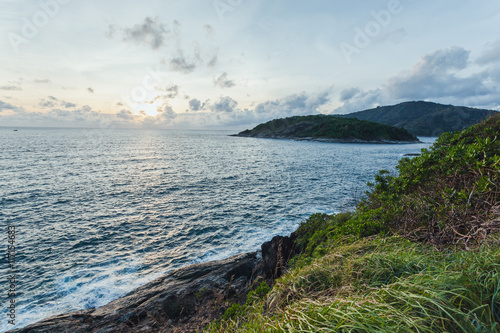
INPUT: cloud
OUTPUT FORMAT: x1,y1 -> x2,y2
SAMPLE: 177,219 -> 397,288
333,89 -> 385,114
214,72 -> 235,88
334,46 -> 500,113
0,100 -> 20,112
189,98 -> 202,111
170,53 -> 196,73
87,87 -> 94,93
111,18 -> 218,75
157,105 -> 177,121
204,24 -> 214,36
339,87 -> 361,102
161,85 -> 179,99
207,55 -> 218,68
476,40 -> 500,65
254,91 -> 330,118
116,109 -> 134,120
210,96 -> 238,113
384,46 -> 482,100
0,84 -> 21,91
0,102 -> 111,127
39,96 -> 77,109
34,79 -> 51,84
118,17 -> 169,50
189,91 -> 332,127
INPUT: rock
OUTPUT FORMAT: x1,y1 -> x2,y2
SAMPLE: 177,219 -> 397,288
9,253 -> 259,333
254,233 -> 298,280
9,234 -> 299,333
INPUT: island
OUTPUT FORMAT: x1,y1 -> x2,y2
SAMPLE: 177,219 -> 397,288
232,115 -> 420,143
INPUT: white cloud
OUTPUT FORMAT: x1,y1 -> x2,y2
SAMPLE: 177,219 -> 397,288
333,89 -> 385,114
476,39 -> 500,65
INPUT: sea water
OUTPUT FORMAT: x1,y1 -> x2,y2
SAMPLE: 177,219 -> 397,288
0,127 -> 434,331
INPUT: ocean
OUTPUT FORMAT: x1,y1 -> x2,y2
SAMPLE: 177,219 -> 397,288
0,127 -> 434,331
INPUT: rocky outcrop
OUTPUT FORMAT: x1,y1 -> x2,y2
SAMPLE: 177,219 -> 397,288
9,235 -> 297,333
231,115 -> 421,143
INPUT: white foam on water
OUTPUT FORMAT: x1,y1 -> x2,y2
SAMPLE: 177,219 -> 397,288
1,257 -> 164,333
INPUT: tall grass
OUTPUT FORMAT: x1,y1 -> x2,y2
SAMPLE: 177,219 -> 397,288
205,237 -> 500,332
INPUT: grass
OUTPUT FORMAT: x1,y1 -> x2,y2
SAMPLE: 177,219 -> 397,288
204,114 -> 500,332
205,236 -> 500,332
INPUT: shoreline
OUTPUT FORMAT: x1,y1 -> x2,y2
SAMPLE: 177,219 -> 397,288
230,134 -> 422,144
7,234 -> 298,333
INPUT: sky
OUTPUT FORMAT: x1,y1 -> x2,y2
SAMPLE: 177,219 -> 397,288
0,0 -> 499,129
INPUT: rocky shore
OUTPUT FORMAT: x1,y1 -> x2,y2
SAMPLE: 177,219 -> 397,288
8,234 -> 297,333
231,133 -> 421,144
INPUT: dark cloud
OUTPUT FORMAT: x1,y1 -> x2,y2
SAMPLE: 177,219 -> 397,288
210,96 -> 238,113
87,87 -> 94,93
214,72 -> 235,88
340,87 -> 361,102
476,40 -> 500,65
119,17 -> 169,50
0,100 -> 19,112
189,98 -> 202,111
170,55 -> 196,73
163,85 -> 179,98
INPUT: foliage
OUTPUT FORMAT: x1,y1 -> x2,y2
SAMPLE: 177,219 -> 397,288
238,115 -> 418,142
362,113 -> 500,246
343,100 -> 498,136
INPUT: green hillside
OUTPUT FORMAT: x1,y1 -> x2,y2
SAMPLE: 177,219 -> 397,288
207,113 -> 500,332
343,101 -> 497,137
235,115 -> 419,143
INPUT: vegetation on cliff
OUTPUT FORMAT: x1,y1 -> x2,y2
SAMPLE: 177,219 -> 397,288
342,101 -> 498,137
206,114 -> 500,332
235,115 -> 419,143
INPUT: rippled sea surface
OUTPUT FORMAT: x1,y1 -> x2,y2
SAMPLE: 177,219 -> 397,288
0,127 -> 435,331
